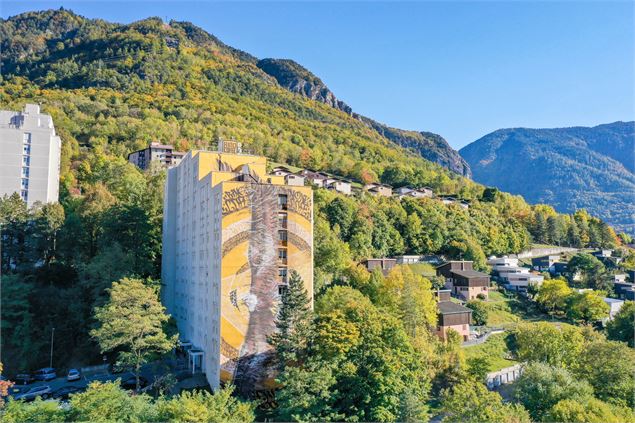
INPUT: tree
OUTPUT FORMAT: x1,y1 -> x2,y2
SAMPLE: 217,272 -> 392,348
155,386 -> 255,422
90,278 -> 176,390
535,278 -> 572,315
574,339 -> 635,407
513,362 -> 594,421
565,291 -> 609,323
513,322 -> 583,368
1,398 -> 67,422
67,381 -> 157,422
441,379 -> 531,422
268,270 -> 313,367
568,253 -> 606,289
546,398 -> 635,423
465,300 -> 488,326
606,301 -> 635,346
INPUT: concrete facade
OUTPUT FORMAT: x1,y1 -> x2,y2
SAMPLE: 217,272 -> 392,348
162,148 -> 313,394
128,142 -> 184,170
0,104 -> 61,206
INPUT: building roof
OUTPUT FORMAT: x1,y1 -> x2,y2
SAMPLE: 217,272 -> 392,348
438,301 -> 473,315
451,269 -> 489,278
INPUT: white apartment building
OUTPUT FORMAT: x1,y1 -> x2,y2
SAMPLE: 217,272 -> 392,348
0,104 -> 61,206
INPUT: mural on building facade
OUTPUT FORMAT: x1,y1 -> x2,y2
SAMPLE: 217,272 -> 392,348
218,182 -> 312,394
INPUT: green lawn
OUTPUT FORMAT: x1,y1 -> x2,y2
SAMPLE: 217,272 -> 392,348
407,263 -> 437,278
482,290 -> 555,328
464,333 -> 516,372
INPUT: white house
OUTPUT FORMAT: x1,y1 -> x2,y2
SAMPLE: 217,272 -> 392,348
603,298 -> 624,320
487,256 -> 519,268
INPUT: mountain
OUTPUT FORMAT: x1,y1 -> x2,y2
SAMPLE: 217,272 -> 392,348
460,122 -> 635,234
255,58 -> 471,177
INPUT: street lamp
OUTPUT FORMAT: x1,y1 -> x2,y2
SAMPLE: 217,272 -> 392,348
49,327 -> 55,368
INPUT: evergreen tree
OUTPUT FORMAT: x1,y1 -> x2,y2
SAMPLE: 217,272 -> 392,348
268,270 -> 313,368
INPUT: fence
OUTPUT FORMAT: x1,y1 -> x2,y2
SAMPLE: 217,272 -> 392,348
486,364 -> 523,389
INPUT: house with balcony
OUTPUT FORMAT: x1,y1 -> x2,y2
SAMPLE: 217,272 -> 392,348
436,261 -> 490,300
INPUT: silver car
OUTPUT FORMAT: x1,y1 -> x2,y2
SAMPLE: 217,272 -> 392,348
13,385 -> 52,401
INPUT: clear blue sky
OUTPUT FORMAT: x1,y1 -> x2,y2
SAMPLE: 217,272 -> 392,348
3,1 -> 634,149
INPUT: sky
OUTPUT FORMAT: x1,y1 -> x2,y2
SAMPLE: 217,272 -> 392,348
2,1 -> 634,149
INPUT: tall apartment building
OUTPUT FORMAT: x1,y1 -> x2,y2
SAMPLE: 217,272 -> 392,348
128,142 -> 185,170
0,104 -> 61,206
161,141 -> 313,394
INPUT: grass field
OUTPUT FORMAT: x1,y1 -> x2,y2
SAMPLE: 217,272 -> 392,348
482,290 -> 556,328
464,333 -> 516,372
407,263 -> 437,277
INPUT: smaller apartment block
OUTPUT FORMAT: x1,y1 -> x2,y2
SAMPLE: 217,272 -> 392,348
128,142 -> 185,170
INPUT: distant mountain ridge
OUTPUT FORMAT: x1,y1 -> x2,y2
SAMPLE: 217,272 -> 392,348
460,122 -> 635,234
256,58 -> 471,177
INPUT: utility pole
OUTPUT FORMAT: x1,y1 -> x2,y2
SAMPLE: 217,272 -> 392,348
49,327 -> 55,368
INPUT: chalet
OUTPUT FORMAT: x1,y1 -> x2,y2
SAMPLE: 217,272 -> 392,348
531,255 -> 560,272
326,178 -> 352,195
436,261 -> 490,300
364,183 -> 393,197
435,289 -> 472,341
362,258 -> 397,275
394,186 -> 433,199
271,166 -> 294,176
603,298 -> 624,320
284,173 -> 305,187
299,169 -> 328,187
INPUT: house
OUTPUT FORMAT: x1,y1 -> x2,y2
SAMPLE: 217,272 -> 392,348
283,173 -> 305,187
614,282 -> 635,300
494,266 -> 530,280
440,197 -> 456,206
591,249 -> 613,258
505,273 -> 544,291
436,261 -> 490,300
614,274 -> 627,283
459,200 -> 470,210
531,255 -> 560,272
271,166 -> 294,176
362,258 -> 397,275
298,169 -> 328,187
394,186 -> 433,199
326,178 -> 352,195
364,183 -> 393,197
487,256 -> 520,269
394,255 -> 443,265
435,290 -> 472,342
603,298 -> 624,320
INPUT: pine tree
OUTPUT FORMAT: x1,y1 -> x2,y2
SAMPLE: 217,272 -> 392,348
268,270 -> 313,369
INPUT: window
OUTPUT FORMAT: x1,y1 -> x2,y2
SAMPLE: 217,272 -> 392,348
278,194 -> 288,209
23,144 -> 31,155
278,249 -> 287,260
22,156 -> 30,166
278,230 -> 288,242
278,285 -> 288,297
23,133 -> 31,144
21,167 -> 29,178
278,213 -> 288,228
21,178 -> 29,189
278,268 -> 288,283
20,190 -> 28,202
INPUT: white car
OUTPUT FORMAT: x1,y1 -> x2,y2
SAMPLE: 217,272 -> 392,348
67,369 -> 81,382
13,385 -> 52,401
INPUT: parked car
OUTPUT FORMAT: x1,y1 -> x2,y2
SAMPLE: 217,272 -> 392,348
33,368 -> 57,381
121,375 -> 148,390
67,368 -> 81,382
3,385 -> 26,400
52,386 -> 84,400
13,385 -> 52,401
14,373 -> 34,385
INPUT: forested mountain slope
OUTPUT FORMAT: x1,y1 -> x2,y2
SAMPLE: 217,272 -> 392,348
256,58 -> 471,176
460,122 -> 635,234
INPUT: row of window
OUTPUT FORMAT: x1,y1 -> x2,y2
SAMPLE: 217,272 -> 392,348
20,133 -> 31,202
